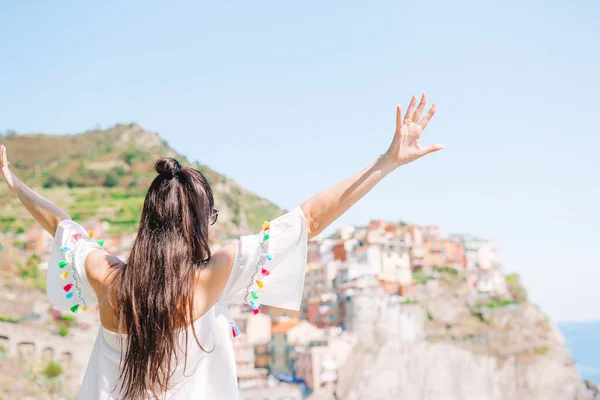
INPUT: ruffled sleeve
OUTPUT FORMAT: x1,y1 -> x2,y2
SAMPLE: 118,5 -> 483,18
46,220 -> 103,313
218,207 -> 308,312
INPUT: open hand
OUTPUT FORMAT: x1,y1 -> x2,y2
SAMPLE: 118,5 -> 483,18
0,144 -> 16,192
384,94 -> 443,167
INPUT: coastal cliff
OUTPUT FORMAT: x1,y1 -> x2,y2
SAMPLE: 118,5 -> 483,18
312,269 -> 595,400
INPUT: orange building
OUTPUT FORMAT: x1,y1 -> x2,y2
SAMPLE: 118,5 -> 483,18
423,240 -> 444,269
442,240 -> 466,268
332,241 -> 347,262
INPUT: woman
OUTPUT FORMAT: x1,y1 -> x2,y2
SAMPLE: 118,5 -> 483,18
0,94 -> 442,399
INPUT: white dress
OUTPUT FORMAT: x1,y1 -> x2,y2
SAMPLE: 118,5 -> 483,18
46,207 -> 308,399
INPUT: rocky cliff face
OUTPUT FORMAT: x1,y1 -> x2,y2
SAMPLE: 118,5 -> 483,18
331,301 -> 592,400
312,269 -> 595,400
335,339 -> 590,400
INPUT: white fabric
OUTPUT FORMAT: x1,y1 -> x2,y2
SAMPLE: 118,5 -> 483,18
47,207 -> 308,399
47,219 -> 102,312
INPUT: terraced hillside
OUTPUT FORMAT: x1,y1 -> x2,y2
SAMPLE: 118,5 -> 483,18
0,124 -> 283,239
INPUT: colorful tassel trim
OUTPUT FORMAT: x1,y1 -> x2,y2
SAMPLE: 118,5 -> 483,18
232,220 -> 275,339
57,230 -> 105,314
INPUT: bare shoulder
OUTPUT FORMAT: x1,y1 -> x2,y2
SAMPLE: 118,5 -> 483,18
203,242 -> 237,278
197,241 -> 237,302
212,242 -> 237,267
85,249 -> 123,290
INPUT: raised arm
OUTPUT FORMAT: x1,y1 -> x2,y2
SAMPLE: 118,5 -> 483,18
0,144 -> 70,236
205,94 -> 443,313
301,94 -> 443,239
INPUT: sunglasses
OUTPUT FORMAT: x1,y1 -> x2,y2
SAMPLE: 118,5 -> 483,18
210,209 -> 219,226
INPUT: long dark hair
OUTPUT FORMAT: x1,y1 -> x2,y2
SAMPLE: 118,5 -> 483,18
113,158 -> 214,399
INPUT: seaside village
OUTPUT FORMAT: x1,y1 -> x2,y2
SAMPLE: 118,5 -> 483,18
0,218 -> 508,399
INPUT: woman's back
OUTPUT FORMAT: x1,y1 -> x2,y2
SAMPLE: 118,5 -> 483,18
47,205 -> 308,399
84,302 -> 238,399
86,250 -> 232,335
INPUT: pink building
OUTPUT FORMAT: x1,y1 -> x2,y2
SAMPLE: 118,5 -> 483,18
420,225 -> 441,241
442,239 -> 466,268
294,346 -> 337,390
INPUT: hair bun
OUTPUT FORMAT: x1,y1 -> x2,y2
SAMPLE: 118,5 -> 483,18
155,158 -> 182,180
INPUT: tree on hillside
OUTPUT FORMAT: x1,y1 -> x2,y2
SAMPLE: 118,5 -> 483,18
104,171 -> 120,188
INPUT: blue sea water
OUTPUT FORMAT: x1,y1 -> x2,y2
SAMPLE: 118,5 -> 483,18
559,321 -> 600,384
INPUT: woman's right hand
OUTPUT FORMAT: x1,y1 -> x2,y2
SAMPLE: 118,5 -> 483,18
0,144 -> 16,193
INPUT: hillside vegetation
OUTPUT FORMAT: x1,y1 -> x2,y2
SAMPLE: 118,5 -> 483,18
0,124 -> 283,238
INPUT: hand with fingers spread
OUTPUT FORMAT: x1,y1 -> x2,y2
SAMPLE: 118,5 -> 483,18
0,144 -> 16,192
383,94 -> 443,168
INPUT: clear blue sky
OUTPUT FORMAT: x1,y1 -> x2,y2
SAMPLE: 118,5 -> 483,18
1,1 -> 598,322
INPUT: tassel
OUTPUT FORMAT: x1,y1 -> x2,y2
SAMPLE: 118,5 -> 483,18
60,272 -> 68,280
66,293 -> 74,299
82,306 -> 88,313
60,246 -> 70,253
249,300 -> 260,310
251,291 -> 259,300
73,233 -> 83,242
263,234 -> 270,241
261,268 -> 270,276
262,221 -> 270,231
88,231 -> 95,238
253,308 -> 260,315
265,253 -> 273,261
70,304 -> 79,313
230,322 -> 240,337
63,283 -> 73,292
256,280 -> 264,289
58,261 -> 69,269
97,239 -> 104,247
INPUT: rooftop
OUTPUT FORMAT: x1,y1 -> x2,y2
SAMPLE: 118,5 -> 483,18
271,318 -> 302,335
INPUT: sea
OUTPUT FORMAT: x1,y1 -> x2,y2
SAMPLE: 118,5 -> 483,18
559,321 -> 600,384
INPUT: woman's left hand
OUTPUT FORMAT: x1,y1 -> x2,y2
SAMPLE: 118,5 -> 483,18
383,94 -> 444,168
0,144 -> 16,192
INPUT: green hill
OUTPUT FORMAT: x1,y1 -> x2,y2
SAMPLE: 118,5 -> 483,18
0,124 -> 283,239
